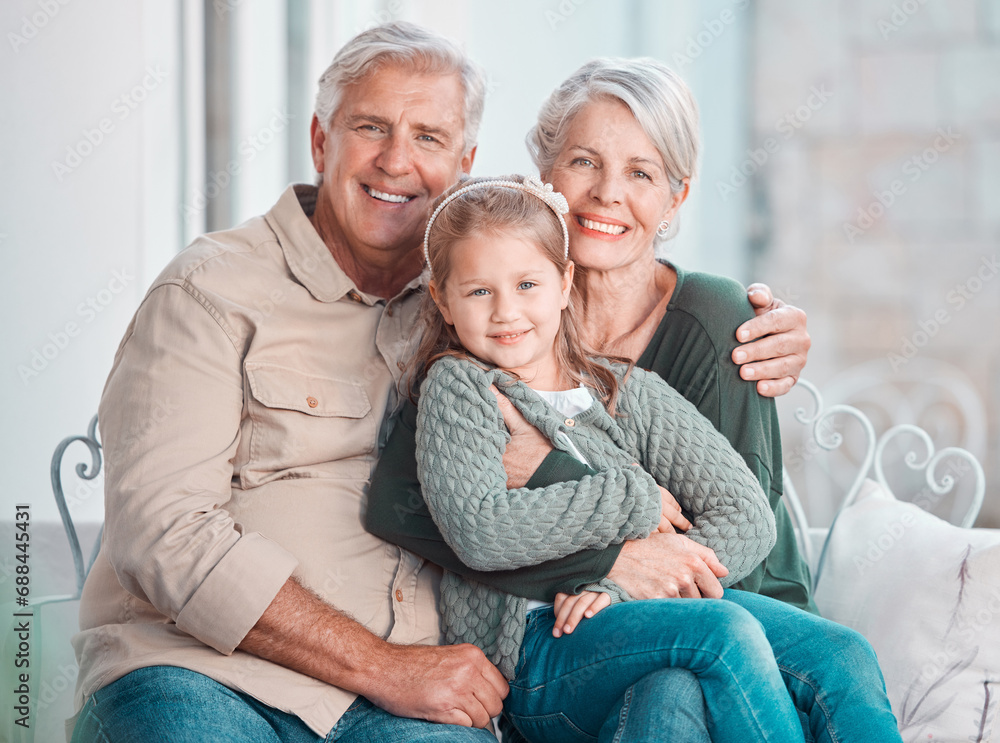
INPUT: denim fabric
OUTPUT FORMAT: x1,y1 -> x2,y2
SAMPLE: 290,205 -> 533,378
499,668 -> 712,743
504,602 -> 803,742
70,666 -> 499,743
722,590 -> 901,743
70,666 -> 324,743
329,698 -> 498,742
597,668 -> 711,743
503,592 -> 902,743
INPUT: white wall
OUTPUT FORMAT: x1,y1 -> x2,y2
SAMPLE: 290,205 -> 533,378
2,0 -> 190,529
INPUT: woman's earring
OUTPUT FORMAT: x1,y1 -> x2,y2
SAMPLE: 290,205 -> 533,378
656,220 -> 671,238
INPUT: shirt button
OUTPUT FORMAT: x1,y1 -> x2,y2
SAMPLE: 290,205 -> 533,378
386,306 -> 394,317
348,290 -> 362,302
395,589 -> 404,602
307,396 -> 318,408
564,418 -> 575,427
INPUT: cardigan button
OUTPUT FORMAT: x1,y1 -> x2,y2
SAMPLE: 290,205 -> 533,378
564,418 -> 575,427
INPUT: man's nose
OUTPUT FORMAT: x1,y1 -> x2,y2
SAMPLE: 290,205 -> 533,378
375,133 -> 415,177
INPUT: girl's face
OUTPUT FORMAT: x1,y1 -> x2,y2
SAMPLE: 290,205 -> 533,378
544,97 -> 688,274
429,231 -> 574,389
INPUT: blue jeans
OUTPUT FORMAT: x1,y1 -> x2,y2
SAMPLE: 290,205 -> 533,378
70,666 -> 499,743
502,591 -> 901,743
724,590 -> 901,743
504,599 -> 804,742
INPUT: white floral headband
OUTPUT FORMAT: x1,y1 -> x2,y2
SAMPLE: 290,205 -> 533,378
422,175 -> 570,277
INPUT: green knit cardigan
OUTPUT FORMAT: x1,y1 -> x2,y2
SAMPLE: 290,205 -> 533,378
415,356 -> 777,679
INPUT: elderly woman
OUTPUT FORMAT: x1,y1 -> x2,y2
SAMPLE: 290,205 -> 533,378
366,59 -> 901,742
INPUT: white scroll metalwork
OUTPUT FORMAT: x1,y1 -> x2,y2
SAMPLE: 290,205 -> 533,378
874,424 -> 985,529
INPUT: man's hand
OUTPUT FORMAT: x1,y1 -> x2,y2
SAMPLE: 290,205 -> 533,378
240,579 -> 507,730
732,283 -> 811,397
552,591 -> 612,637
366,643 -> 508,728
492,385 -> 553,488
658,484 -> 691,533
607,533 -> 728,599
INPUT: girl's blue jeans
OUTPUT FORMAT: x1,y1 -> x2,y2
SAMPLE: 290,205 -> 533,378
501,589 -> 901,743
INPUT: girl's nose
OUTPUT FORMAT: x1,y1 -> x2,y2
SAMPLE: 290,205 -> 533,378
491,293 -> 520,322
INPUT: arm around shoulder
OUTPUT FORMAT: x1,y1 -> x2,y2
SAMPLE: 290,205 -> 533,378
625,369 -> 777,586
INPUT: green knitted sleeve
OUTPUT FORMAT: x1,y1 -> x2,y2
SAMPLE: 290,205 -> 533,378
415,357 -> 661,572
620,367 -> 777,586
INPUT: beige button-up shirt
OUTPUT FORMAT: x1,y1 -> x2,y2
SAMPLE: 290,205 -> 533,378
73,185 -> 442,736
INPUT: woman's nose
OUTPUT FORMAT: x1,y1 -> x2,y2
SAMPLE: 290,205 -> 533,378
590,170 -> 623,206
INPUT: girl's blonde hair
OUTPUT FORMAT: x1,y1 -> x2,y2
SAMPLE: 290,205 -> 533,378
411,174 -> 629,412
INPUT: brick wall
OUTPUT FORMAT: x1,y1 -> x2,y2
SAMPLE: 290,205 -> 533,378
745,0 -> 999,526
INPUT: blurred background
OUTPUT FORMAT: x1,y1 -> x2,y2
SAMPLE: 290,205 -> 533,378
0,0 -> 997,736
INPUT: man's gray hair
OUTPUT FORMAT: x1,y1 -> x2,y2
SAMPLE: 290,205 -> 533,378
526,58 -> 700,240
314,21 -> 486,155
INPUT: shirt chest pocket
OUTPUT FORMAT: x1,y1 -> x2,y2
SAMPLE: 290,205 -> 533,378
242,362 -> 376,487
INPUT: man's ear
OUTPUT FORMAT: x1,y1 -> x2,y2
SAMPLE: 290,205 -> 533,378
460,145 -> 477,175
560,261 -> 575,309
310,114 -> 327,173
428,280 -> 454,325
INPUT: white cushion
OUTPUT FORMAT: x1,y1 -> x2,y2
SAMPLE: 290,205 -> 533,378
814,478 -> 1000,741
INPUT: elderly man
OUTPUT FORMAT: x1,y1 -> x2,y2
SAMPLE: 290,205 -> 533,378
70,22 -> 809,743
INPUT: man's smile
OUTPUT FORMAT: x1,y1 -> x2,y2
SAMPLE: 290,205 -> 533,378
362,184 -> 417,203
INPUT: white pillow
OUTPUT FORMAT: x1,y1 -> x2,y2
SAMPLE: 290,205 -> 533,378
814,478 -> 1000,742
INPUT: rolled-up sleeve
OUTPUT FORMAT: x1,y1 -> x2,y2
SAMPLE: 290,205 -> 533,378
99,281 -> 298,654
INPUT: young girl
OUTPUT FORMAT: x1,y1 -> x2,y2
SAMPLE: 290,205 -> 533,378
409,174 -> 804,743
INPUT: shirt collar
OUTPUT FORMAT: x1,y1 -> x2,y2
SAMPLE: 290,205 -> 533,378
264,184 -> 426,304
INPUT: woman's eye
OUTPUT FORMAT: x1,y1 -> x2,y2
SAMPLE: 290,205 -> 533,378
571,157 -> 594,167
633,170 -> 651,180
518,281 -> 536,290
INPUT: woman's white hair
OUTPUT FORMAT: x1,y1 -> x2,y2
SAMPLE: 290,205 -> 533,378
314,21 -> 485,156
526,57 -> 700,242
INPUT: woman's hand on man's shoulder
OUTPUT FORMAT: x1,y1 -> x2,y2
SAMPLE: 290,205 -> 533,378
731,282 -> 810,397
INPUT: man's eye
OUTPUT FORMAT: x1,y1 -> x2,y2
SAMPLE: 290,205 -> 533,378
418,134 -> 439,143
358,125 -> 382,133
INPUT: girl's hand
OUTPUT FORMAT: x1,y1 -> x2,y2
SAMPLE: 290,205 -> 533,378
552,591 -> 612,637
658,485 -> 691,533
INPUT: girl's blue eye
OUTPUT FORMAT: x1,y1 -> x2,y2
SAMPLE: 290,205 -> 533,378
470,288 -> 489,296
518,281 -> 536,290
